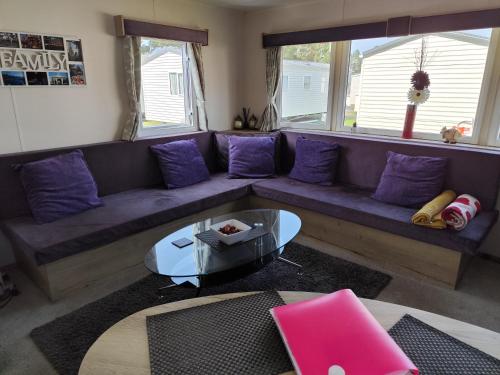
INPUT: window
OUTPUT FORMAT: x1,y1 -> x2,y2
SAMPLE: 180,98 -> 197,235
303,75 -> 311,89
169,73 -> 184,96
338,29 -> 497,143
279,29 -> 500,146
140,38 -> 194,135
178,73 -> 184,95
169,73 -> 178,95
280,42 -> 332,129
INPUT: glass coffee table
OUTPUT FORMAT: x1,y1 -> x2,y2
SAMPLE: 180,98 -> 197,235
144,209 -> 301,296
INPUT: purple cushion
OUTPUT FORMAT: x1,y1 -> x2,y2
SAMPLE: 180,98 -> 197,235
151,139 -> 210,189
228,136 -> 276,178
372,151 -> 447,207
289,137 -> 340,185
16,150 -> 103,224
215,132 -> 281,172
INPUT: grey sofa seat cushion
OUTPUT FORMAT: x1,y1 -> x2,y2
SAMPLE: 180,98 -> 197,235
251,177 -> 498,254
3,174 -> 256,265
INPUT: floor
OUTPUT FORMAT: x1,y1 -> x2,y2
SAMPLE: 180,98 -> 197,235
1,236 -> 500,374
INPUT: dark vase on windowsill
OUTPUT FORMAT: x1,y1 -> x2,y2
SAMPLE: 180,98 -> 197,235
402,104 -> 417,139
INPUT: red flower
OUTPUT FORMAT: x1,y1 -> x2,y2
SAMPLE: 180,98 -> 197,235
411,70 -> 430,90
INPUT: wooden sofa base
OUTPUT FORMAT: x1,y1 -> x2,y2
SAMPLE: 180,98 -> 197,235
15,195 -> 470,300
13,198 -> 251,301
250,196 -> 468,289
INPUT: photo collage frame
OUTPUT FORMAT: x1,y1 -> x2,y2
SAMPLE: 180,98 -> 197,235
0,31 -> 86,87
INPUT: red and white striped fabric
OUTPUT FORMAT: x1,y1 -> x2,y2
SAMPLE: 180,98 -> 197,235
442,194 -> 481,231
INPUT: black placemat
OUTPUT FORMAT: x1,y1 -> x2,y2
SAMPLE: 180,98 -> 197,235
389,314 -> 500,374
146,291 -> 292,375
195,225 -> 269,250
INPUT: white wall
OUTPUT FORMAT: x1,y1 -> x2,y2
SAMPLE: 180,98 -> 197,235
0,0 -> 243,154
241,0 -> 500,257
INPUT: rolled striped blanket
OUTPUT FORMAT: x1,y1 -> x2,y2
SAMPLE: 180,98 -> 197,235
442,194 -> 481,231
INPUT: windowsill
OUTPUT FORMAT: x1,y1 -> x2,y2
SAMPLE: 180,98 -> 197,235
280,127 -> 500,153
280,122 -> 329,131
136,126 -> 200,140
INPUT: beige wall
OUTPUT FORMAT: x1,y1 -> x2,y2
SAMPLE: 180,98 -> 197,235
0,0 -> 242,154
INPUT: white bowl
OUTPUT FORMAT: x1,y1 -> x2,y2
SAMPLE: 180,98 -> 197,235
210,219 -> 252,245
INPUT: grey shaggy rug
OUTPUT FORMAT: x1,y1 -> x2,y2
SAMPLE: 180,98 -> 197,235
31,242 -> 391,374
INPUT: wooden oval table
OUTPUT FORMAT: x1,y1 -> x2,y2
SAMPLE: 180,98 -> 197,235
79,291 -> 500,374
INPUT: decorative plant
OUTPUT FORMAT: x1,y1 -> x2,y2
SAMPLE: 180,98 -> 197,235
407,39 -> 431,106
234,107 -> 259,129
242,107 -> 250,128
403,38 -> 432,139
249,114 -> 258,129
233,115 -> 243,129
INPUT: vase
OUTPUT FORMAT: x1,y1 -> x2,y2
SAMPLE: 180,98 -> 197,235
402,104 -> 417,139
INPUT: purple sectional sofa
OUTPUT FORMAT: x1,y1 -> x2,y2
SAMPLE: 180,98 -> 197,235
0,130 -> 499,295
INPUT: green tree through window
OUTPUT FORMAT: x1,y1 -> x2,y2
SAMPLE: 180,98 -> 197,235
350,49 -> 362,74
282,43 -> 331,63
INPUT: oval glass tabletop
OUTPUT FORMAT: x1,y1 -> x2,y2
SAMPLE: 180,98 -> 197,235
144,209 -> 301,279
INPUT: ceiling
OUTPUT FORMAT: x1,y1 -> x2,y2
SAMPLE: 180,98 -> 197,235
198,0 -> 321,11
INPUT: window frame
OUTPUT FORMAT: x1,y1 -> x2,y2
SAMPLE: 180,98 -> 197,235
278,43 -> 336,131
482,75 -> 500,147
478,30 -> 500,147
138,41 -> 197,139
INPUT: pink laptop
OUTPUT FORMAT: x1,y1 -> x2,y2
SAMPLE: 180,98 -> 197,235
270,289 -> 418,375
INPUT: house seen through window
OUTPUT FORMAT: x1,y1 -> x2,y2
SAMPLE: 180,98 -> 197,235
343,29 -> 493,138
140,38 -> 193,131
280,42 -> 332,128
